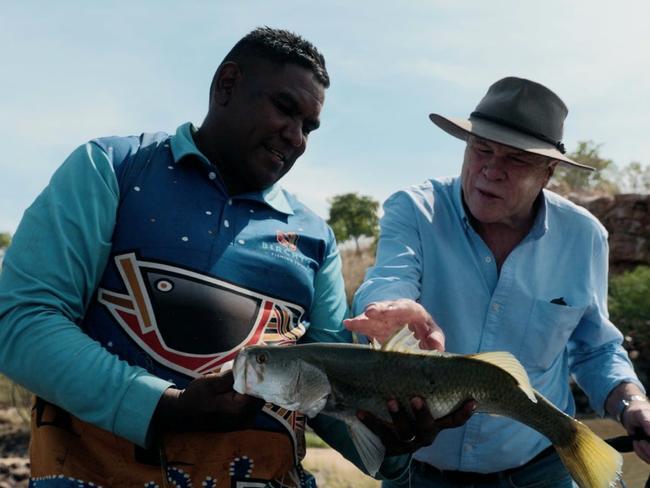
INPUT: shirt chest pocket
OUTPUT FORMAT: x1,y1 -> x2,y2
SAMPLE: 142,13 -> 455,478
519,299 -> 586,371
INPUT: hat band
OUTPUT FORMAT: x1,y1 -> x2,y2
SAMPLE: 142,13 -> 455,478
470,111 -> 566,154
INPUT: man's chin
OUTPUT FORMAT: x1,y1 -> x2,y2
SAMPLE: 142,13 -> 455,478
247,174 -> 284,193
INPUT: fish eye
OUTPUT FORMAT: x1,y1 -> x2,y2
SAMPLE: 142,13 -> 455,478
256,352 -> 268,364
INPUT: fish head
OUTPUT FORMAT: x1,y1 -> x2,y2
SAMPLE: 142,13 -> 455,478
233,344 -> 332,417
233,345 -> 304,409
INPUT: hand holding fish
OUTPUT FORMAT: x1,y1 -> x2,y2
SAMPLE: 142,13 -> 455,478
620,399 -> 650,463
153,370 -> 265,433
358,397 -> 477,455
344,299 -> 445,350
233,326 -> 625,485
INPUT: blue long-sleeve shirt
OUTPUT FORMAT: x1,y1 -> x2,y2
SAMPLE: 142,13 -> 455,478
353,176 -> 644,473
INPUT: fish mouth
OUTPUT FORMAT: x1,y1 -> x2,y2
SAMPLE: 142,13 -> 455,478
233,351 -> 264,396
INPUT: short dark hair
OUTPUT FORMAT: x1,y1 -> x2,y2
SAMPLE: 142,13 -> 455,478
221,26 -> 330,88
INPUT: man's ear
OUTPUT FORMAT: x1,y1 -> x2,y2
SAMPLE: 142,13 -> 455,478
211,62 -> 242,106
544,161 -> 558,186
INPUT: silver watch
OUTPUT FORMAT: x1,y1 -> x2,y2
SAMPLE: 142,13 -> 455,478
616,394 -> 648,424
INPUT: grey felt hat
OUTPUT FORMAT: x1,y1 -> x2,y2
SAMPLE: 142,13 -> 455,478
429,77 -> 594,171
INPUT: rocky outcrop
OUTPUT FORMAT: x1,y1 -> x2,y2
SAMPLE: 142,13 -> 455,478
573,194 -> 650,273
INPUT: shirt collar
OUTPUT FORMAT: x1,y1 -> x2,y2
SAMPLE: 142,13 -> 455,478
170,122 -> 294,215
452,177 -> 471,230
453,176 -> 548,239
530,191 -> 549,239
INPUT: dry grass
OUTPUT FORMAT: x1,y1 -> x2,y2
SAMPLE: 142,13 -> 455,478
340,247 -> 376,305
303,448 -> 380,488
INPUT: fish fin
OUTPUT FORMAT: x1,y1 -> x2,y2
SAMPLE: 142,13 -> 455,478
295,361 -> 332,418
555,419 -> 622,488
381,324 -> 449,357
467,352 -> 537,403
382,324 -> 423,353
345,418 -> 386,477
302,395 -> 330,418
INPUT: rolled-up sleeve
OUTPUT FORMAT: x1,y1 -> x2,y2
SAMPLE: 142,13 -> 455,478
0,142 -> 172,446
568,232 -> 645,416
353,191 -> 424,315
302,228 -> 351,344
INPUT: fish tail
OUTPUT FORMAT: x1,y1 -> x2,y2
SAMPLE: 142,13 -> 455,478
555,420 -> 622,488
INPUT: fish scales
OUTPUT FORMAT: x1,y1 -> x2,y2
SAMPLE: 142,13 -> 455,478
233,334 -> 622,487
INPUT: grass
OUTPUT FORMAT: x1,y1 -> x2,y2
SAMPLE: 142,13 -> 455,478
340,247 -> 376,305
0,375 -> 31,427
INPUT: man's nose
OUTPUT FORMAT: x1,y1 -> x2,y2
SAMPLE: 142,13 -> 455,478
482,156 -> 507,180
282,120 -> 305,148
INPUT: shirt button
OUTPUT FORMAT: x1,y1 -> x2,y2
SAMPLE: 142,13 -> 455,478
208,171 -> 216,180
492,303 -> 501,312
464,444 -> 474,452
224,219 -> 230,228
228,199 -> 233,206
485,256 -> 492,263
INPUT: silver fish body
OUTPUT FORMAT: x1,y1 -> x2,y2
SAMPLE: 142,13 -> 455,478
233,338 -> 621,487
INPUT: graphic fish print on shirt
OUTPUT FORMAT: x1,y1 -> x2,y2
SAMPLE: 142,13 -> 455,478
98,252 -> 307,377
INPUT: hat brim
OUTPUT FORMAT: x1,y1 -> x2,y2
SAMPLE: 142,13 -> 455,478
429,114 -> 595,171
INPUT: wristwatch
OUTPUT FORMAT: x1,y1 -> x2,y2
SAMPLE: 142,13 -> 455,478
616,394 -> 648,424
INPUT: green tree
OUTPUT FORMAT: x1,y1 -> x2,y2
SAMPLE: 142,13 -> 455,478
618,161 -> 650,194
0,232 -> 11,249
549,141 -> 619,196
609,266 -> 650,386
327,193 -> 379,253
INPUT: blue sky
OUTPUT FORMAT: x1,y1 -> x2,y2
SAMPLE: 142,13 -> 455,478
2,1 -> 649,232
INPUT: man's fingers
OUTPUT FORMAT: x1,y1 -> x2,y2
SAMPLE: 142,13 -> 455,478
410,397 -> 437,435
343,319 -> 388,342
386,399 -> 418,443
365,302 -> 414,323
435,400 -> 477,430
357,410 -> 394,441
633,440 -> 650,464
343,316 -> 395,343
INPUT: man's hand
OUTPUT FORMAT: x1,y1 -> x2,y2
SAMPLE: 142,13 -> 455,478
153,370 -> 265,434
344,299 -> 445,351
621,399 -> 650,463
358,397 -> 476,456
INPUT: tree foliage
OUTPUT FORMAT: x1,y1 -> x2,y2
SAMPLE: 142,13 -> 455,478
609,266 -> 650,386
617,161 -> 650,194
327,193 -> 379,253
0,232 -> 11,249
548,141 -> 619,196
549,140 -> 650,196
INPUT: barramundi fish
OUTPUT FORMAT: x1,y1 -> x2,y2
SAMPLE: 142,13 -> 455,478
233,327 -> 622,488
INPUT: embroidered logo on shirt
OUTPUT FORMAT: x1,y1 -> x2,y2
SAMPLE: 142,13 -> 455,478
98,253 -> 305,377
276,231 -> 299,251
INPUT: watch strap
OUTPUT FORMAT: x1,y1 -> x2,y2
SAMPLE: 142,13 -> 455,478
616,394 -> 648,424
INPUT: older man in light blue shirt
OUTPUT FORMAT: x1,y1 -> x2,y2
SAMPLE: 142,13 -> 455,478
346,77 -> 650,487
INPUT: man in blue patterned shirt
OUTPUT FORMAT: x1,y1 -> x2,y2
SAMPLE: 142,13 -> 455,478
0,27 -> 467,488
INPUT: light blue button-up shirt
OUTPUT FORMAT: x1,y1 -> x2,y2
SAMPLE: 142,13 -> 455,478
353,176 -> 643,473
